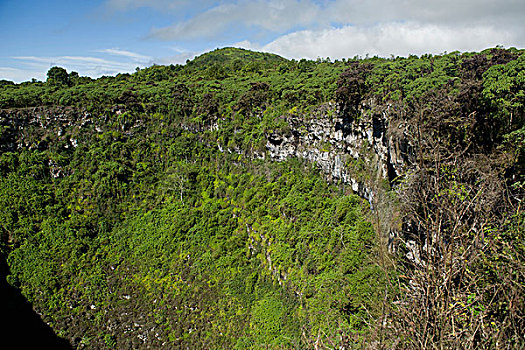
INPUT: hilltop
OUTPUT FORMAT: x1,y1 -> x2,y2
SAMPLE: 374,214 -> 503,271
189,47 -> 287,67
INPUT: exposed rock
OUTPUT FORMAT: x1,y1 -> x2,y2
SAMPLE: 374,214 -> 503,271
264,102 -> 415,205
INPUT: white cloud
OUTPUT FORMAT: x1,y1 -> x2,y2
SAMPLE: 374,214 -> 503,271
103,0 -> 221,16
327,0 -> 525,28
147,0 -> 525,44
254,22 -> 521,59
149,0 -> 322,40
97,49 -> 153,63
105,0 -> 184,11
101,0 -> 524,59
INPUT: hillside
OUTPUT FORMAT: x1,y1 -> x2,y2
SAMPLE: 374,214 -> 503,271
190,47 -> 287,67
0,47 -> 524,349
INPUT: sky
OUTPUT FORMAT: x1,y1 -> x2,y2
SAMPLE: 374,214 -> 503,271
1,0 -> 524,83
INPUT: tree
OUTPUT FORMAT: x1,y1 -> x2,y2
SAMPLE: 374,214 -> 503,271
46,66 -> 70,86
336,62 -> 372,120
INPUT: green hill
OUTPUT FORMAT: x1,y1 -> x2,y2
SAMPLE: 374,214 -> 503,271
189,47 -> 287,67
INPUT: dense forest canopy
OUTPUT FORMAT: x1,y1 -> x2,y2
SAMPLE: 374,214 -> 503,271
0,47 -> 523,349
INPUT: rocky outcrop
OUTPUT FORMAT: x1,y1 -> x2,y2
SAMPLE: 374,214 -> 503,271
265,102 -> 415,206
0,107 -> 96,152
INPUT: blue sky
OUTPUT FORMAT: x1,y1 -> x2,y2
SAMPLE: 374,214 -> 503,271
1,0 -> 524,82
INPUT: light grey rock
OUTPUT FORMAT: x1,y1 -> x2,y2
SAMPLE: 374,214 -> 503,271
264,102 -> 413,206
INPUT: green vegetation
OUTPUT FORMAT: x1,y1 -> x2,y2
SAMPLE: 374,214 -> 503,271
0,47 -> 523,349
0,135 -> 383,348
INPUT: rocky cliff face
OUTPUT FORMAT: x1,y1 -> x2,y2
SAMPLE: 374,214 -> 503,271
265,102 -> 415,206
0,107 -> 95,152
2,102 -> 415,207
